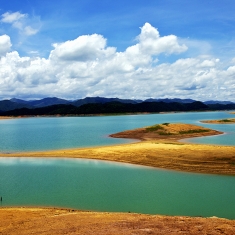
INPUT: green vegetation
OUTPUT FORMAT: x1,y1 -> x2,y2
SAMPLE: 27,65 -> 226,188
219,119 -> 232,122
145,123 -> 211,136
1,100 -> 210,116
146,124 -> 164,132
158,131 -> 172,135
179,129 -> 210,134
162,123 -> 170,126
146,123 -> 172,135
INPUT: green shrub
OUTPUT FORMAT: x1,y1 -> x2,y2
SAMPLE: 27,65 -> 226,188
162,123 -> 170,126
158,131 -> 172,135
179,129 -> 210,134
146,124 -> 164,132
219,119 -> 232,122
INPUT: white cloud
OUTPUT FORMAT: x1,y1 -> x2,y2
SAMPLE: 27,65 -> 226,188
50,34 -> 116,61
1,12 -> 26,23
1,11 -> 40,36
0,35 -> 12,56
138,23 -> 188,55
24,26 -> 39,36
0,23 -> 234,101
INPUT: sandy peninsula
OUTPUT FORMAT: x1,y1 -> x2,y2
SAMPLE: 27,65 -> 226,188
1,122 -> 234,175
1,122 -> 235,234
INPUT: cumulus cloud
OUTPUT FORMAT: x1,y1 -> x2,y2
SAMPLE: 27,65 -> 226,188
0,35 -> 12,56
0,23 -> 234,101
1,11 -> 40,36
138,23 -> 188,55
50,34 -> 116,61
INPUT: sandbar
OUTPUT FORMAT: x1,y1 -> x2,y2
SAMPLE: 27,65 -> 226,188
1,123 -> 234,175
201,118 -> 235,124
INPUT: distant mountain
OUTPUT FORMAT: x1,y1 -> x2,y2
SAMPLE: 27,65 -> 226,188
0,100 -> 32,112
27,97 -> 71,107
10,98 -> 30,104
1,101 -> 209,116
11,97 -> 71,108
0,97 -> 72,112
1,96 -> 235,114
206,103 -> 235,110
204,100 -> 235,105
144,98 -> 197,103
72,97 -> 141,107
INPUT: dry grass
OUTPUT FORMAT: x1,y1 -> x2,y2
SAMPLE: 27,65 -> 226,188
0,207 -> 235,235
201,118 -> 235,124
110,123 -> 223,141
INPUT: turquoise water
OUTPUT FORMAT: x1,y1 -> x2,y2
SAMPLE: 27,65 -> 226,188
0,111 -> 234,152
0,157 -> 235,219
0,111 -> 235,218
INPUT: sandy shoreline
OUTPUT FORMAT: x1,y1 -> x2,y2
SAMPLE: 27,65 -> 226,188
0,116 -> 13,119
1,207 -> 235,235
1,123 -> 234,175
2,140 -> 235,175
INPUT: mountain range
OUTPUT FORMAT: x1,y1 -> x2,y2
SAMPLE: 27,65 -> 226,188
0,96 -> 234,115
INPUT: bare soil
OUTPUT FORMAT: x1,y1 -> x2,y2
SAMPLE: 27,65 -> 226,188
0,208 -> 235,235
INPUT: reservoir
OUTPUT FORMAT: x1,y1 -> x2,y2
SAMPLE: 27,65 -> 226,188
0,111 -> 235,218
0,111 -> 235,152
1,157 -> 235,219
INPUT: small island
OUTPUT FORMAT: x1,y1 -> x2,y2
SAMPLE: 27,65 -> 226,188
201,118 -> 235,124
110,122 -> 222,141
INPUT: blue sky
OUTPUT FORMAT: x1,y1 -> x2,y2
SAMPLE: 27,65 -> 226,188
0,0 -> 235,101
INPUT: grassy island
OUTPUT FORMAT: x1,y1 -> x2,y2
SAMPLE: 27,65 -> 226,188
110,122 -> 222,141
201,118 -> 235,124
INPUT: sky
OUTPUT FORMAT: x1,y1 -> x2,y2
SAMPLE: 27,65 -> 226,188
0,0 -> 235,101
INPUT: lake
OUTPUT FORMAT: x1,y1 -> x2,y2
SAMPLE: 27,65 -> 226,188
0,111 -> 235,219
0,111 -> 235,152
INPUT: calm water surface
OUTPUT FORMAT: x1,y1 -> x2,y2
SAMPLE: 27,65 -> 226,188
0,111 -> 234,152
0,157 -> 235,219
0,111 -> 235,218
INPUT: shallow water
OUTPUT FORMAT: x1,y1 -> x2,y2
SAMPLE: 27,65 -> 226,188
0,111 -> 235,218
0,157 -> 235,219
0,111 -> 234,152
